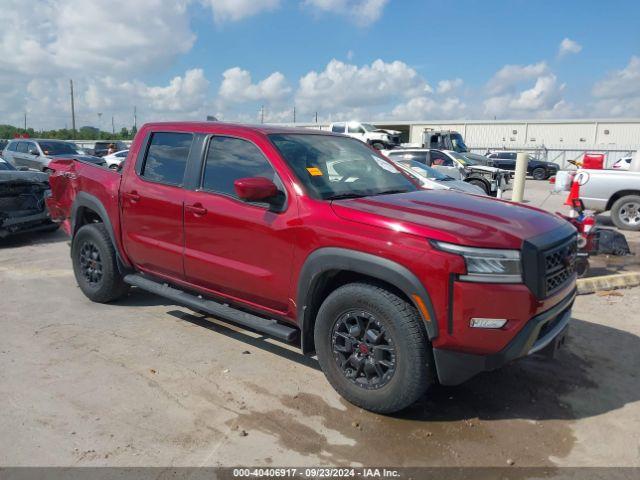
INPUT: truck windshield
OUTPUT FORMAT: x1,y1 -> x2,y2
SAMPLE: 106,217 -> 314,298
361,124 -> 378,132
269,134 -> 417,200
450,133 -> 469,153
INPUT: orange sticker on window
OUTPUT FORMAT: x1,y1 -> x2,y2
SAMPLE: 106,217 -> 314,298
306,167 -> 323,176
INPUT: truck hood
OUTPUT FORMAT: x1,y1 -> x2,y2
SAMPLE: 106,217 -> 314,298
330,190 -> 571,249
466,165 -> 509,174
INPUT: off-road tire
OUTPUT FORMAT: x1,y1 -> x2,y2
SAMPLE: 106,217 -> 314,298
610,195 -> 640,231
467,179 -> 490,195
532,167 -> 547,180
72,223 -> 129,302
314,282 -> 433,414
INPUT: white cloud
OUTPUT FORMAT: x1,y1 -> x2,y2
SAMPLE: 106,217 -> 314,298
558,38 -> 582,57
482,62 -> 573,118
296,59 -> 428,114
436,78 -> 463,94
591,56 -> 640,116
201,0 -> 280,23
391,96 -> 466,119
218,67 -> 291,105
304,0 -> 389,26
487,62 -> 549,95
0,0 -> 195,77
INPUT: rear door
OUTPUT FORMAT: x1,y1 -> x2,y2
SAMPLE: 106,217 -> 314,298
120,131 -> 193,279
182,134 -> 295,313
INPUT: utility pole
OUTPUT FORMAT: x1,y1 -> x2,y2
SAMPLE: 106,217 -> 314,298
69,79 -> 76,138
24,111 -> 27,131
293,106 -> 296,124
260,105 -> 264,124
133,106 -> 137,130
111,116 -> 115,135
315,111 -> 318,123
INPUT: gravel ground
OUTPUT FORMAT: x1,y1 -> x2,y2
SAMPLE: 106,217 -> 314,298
0,180 -> 639,468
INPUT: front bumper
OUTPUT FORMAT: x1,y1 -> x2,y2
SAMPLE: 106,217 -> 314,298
0,210 -> 53,238
432,288 -> 575,385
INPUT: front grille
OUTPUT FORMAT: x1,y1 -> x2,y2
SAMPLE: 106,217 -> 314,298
542,237 -> 577,297
522,226 -> 578,299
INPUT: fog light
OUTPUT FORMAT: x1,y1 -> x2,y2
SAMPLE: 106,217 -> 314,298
470,318 -> 507,329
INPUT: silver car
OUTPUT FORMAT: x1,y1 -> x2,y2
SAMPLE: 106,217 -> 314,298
392,159 -> 486,195
2,139 -> 105,172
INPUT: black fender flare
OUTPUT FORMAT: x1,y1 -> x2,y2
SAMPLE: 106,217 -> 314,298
296,247 -> 438,354
70,191 -> 130,270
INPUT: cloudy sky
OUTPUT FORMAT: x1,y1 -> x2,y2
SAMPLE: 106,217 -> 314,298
1,0 -> 639,131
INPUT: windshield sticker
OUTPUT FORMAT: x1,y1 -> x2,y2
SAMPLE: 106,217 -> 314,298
372,155 -> 398,173
306,167 -> 323,176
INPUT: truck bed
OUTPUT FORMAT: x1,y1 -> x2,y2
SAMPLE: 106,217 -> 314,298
46,159 -> 123,237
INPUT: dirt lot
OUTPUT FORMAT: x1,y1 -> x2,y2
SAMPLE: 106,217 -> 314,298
1,180 -> 639,468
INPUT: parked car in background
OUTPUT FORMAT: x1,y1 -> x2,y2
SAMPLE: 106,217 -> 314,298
383,148 -> 511,197
47,122 -> 577,413
0,158 -> 57,238
391,158 -> 487,195
612,155 -> 633,170
576,169 -> 640,231
2,139 -> 106,172
103,150 -> 129,169
486,151 -> 559,180
0,140 -> 8,153
89,141 -> 128,157
330,121 -> 401,149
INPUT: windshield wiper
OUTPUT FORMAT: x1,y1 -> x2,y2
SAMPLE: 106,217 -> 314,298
326,193 -> 370,200
375,189 -> 410,195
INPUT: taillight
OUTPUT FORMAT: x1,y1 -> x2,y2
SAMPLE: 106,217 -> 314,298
582,215 -> 596,234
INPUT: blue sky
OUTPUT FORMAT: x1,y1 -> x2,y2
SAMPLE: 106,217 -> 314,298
1,0 -> 639,129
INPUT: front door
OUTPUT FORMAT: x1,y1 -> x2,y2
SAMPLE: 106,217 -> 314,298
430,151 -> 462,179
183,135 -> 295,313
120,131 -> 193,279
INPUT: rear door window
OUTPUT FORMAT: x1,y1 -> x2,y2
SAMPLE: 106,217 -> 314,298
331,124 -> 345,133
7,142 -> 18,152
141,132 -> 193,186
16,142 -> 29,153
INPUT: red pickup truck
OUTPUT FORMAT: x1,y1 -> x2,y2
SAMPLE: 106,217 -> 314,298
46,122 -> 577,413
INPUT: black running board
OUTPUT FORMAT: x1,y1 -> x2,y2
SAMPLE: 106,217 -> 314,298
123,274 -> 298,342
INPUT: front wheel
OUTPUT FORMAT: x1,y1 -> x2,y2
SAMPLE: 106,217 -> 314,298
532,167 -> 547,180
314,283 -> 433,414
71,223 -> 129,302
611,195 -> 640,231
467,179 -> 490,195
370,141 -> 385,150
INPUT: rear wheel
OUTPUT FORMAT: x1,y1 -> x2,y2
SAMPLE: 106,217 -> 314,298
611,195 -> 640,231
314,282 -> 433,414
532,167 -> 547,180
72,223 -> 129,302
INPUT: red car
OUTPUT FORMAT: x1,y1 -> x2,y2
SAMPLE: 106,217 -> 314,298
46,122 -> 577,413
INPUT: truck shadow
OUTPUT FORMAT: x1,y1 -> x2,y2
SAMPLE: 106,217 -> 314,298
0,227 -> 68,248
166,309 -> 321,371
401,318 -> 640,423
165,304 -> 638,423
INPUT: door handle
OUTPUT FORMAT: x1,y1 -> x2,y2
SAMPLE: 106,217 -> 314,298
185,203 -> 207,216
123,191 -> 140,202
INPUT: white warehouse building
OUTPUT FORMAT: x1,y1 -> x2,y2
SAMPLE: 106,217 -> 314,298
280,118 -> 640,168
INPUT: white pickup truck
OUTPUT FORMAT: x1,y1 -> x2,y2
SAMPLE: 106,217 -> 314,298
329,122 -> 401,149
578,168 -> 640,231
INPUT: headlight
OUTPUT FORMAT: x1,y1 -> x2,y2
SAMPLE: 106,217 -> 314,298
432,241 -> 522,283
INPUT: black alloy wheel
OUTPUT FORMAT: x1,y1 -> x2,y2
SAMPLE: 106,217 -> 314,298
331,310 -> 396,390
79,241 -> 103,286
